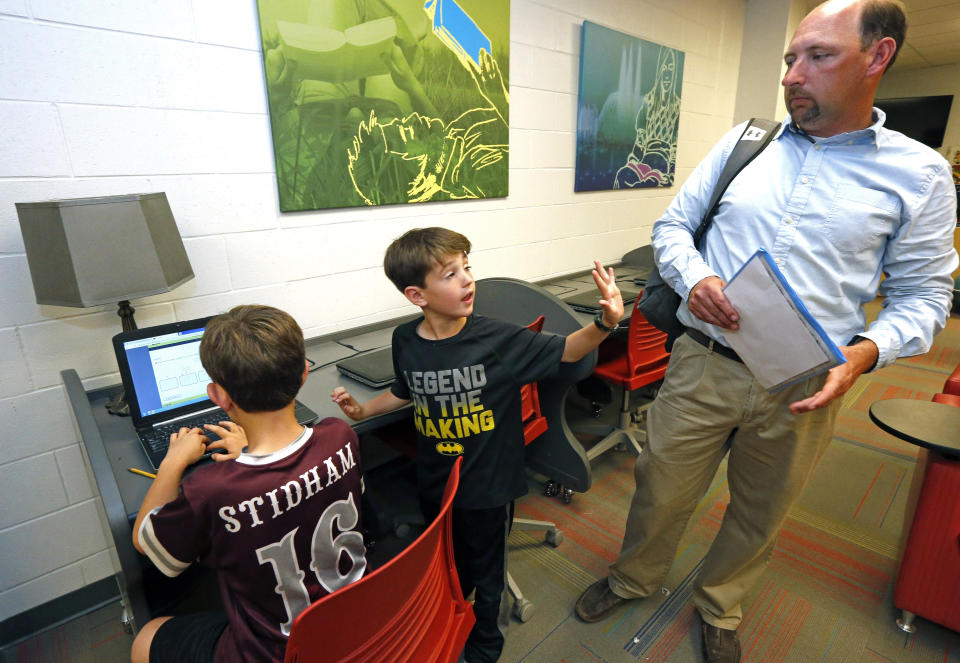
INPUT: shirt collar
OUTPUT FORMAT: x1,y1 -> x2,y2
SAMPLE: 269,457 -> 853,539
777,108 -> 886,149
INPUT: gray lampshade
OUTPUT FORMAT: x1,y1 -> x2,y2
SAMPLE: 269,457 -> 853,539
15,193 -> 194,308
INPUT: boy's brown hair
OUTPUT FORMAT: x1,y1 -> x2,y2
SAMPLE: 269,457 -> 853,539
383,227 -> 472,292
199,305 -> 305,412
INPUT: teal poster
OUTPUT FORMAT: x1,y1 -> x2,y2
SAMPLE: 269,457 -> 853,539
575,22 -> 684,192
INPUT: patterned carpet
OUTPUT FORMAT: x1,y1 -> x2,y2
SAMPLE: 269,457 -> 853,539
502,308 -> 960,663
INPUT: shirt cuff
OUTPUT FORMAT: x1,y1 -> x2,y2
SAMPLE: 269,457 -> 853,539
851,332 -> 890,371
678,263 -> 719,300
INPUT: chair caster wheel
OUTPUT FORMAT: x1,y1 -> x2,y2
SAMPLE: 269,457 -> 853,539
544,480 -> 559,497
896,610 -> 917,633
561,488 -> 574,504
545,529 -> 563,546
513,598 -> 535,622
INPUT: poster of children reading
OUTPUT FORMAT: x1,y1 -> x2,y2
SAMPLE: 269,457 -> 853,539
256,0 -> 509,212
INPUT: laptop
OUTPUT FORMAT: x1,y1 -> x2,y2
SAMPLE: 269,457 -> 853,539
336,347 -> 395,388
113,317 -> 319,470
565,287 -> 641,313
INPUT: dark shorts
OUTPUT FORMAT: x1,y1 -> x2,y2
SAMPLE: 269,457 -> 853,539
150,612 -> 227,663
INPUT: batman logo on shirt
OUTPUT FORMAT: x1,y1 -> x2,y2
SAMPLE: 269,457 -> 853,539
435,441 -> 464,456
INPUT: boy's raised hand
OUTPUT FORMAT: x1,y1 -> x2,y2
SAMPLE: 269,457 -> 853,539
203,420 -> 248,461
331,386 -> 363,421
592,260 -> 625,327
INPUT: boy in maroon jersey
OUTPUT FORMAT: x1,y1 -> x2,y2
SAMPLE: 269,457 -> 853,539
131,305 -> 366,663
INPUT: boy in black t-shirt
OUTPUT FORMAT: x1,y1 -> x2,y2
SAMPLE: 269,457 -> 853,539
132,305 -> 365,663
332,227 -> 623,663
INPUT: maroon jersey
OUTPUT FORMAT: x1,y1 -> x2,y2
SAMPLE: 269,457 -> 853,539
138,419 -> 366,663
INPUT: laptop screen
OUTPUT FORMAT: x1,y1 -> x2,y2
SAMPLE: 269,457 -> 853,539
121,324 -> 211,418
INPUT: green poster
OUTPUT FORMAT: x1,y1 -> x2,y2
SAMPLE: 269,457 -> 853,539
256,0 -> 511,211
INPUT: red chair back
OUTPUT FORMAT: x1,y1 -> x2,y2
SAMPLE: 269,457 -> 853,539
932,392 -> 960,407
521,316 -> 549,445
284,457 -> 473,663
592,295 -> 670,390
944,362 -> 960,396
624,295 -> 670,385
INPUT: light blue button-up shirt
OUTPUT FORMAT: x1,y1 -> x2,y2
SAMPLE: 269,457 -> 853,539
654,110 -> 958,370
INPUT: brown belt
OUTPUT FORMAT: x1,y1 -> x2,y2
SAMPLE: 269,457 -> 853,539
684,327 -> 743,363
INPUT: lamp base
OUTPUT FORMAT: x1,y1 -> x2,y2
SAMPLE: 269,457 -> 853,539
106,388 -> 130,416
107,300 -> 136,416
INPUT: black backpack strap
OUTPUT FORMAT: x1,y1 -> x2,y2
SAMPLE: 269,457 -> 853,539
692,117 -> 780,249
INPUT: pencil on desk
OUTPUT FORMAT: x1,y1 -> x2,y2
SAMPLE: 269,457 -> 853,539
128,467 -> 157,480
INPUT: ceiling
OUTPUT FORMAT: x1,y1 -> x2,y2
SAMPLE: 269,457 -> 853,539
804,0 -> 960,71
891,0 -> 960,70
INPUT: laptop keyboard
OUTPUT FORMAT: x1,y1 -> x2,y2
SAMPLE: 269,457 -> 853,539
141,410 -> 226,455
138,402 -> 318,469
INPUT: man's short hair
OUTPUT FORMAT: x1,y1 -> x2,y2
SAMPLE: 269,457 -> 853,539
383,227 -> 472,292
200,305 -> 305,412
859,0 -> 906,70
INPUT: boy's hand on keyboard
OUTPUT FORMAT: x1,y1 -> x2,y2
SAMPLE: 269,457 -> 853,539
204,421 -> 247,461
331,387 -> 363,420
163,427 -> 209,470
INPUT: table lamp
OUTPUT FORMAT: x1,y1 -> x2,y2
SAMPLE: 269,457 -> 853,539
15,193 -> 194,414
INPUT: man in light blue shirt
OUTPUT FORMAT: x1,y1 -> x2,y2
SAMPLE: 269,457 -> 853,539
576,2 -> 958,662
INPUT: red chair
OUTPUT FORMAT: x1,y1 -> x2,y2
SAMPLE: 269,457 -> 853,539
284,457 -> 473,663
890,392 -> 960,635
932,392 -> 960,406
506,316 -> 564,622
942,362 -> 960,396
578,295 -> 670,461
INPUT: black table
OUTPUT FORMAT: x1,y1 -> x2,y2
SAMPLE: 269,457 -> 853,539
868,398 -> 960,458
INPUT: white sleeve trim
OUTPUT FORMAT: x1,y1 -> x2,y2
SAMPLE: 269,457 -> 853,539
137,506 -> 193,578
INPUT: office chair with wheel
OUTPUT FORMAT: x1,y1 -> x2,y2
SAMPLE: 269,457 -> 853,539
283,457 -> 473,663
576,295 -> 670,462
506,315 -> 564,622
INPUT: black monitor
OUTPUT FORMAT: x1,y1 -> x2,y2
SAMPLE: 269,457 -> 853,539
875,95 -> 954,148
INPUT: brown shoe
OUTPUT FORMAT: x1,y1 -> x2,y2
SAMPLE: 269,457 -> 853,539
700,619 -> 741,663
575,578 -> 629,622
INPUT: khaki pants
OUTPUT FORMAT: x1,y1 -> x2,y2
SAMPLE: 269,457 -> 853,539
608,333 -> 841,629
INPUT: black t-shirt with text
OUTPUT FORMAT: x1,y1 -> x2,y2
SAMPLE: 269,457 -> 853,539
390,314 -> 565,508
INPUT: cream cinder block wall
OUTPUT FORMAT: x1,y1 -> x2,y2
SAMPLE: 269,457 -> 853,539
877,63 -> 960,157
0,0 -> 747,621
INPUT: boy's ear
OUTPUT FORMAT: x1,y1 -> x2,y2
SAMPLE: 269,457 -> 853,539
302,360 -> 310,386
404,285 -> 427,307
207,382 -> 233,412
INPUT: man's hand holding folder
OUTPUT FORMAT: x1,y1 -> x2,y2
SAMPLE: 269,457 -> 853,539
788,338 -> 877,414
688,275 -> 740,330
688,249 -> 875,413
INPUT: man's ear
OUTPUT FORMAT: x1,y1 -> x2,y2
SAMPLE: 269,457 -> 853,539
207,382 -> 233,412
302,359 -> 310,386
867,36 -> 897,77
404,285 -> 427,307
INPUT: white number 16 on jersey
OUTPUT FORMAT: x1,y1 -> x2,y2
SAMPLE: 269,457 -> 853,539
255,493 -> 367,635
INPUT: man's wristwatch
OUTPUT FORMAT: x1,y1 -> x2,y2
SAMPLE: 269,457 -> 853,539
593,312 -> 619,333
